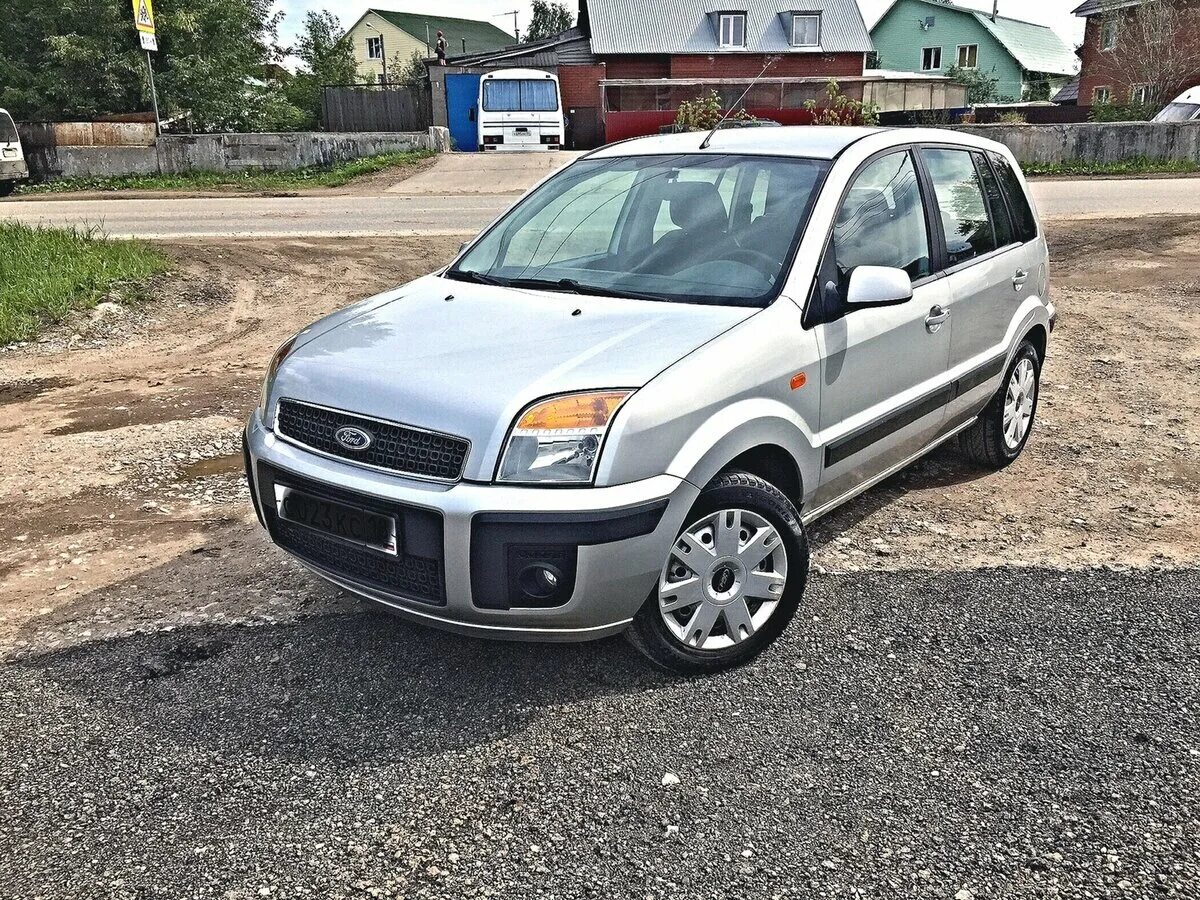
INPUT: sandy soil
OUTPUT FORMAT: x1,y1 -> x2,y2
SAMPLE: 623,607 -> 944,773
1,219 -> 1197,654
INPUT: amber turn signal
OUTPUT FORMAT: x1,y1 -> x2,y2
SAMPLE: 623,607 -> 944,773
516,390 -> 632,432
790,372 -> 807,390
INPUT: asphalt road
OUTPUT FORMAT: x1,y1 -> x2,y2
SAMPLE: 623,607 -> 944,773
2,566 -> 1197,899
2,177 -> 1199,238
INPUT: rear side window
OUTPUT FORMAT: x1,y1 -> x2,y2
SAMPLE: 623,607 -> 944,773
975,152 -> 1014,248
920,147 -> 996,266
0,113 -> 18,143
988,152 -> 1038,242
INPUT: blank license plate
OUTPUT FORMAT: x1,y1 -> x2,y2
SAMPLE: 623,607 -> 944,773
274,485 -> 399,555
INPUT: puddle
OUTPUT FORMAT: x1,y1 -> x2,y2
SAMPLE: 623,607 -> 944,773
178,453 -> 244,480
0,376 -> 75,406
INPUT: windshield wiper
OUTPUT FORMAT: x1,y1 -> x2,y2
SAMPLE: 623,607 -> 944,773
444,269 -> 510,287
504,277 -> 667,303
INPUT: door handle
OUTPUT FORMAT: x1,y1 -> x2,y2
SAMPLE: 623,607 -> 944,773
1012,268 -> 1029,290
925,305 -> 949,334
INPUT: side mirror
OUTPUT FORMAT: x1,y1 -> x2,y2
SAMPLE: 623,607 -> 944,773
459,240 -> 470,254
468,106 -> 476,122
846,265 -> 913,308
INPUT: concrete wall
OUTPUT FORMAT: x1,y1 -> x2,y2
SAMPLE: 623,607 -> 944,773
948,121 -> 1200,165
26,129 -> 448,180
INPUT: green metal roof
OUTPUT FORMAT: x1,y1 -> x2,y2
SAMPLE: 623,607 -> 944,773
368,9 -> 516,53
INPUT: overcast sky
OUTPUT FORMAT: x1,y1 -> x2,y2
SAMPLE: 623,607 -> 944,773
275,0 -> 1085,53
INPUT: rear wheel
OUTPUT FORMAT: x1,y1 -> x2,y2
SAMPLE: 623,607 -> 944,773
958,340 -> 1041,468
626,471 -> 809,674
0,181 -> 16,198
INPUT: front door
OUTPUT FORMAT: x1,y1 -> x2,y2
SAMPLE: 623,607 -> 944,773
811,149 -> 954,508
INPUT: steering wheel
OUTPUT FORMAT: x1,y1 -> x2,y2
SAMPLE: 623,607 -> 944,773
725,247 -> 780,272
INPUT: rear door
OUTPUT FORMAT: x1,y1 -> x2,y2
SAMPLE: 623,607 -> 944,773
811,148 -> 954,508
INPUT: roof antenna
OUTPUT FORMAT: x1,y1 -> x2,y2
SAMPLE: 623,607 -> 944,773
700,55 -> 781,150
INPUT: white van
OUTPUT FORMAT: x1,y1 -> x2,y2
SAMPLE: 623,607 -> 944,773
476,69 -> 564,152
0,109 -> 28,197
1153,86 -> 1200,122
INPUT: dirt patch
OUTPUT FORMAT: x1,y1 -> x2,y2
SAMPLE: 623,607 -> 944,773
0,221 -> 1197,655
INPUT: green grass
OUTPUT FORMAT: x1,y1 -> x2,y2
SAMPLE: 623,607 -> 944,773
0,222 -> 169,344
14,150 -> 435,195
1024,157 -> 1200,178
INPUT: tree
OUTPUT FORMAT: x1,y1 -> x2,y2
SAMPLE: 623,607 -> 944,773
392,51 -> 429,90
674,90 -> 751,131
524,0 -> 574,42
0,0 -> 295,131
945,64 -> 1001,105
285,11 -> 359,129
1098,0 -> 1200,108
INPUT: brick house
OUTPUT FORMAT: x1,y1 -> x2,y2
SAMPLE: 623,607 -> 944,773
1073,0 -> 1200,107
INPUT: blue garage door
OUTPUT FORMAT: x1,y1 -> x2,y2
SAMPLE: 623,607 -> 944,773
446,73 -> 482,152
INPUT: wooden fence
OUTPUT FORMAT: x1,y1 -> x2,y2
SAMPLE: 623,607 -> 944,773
321,85 -> 432,133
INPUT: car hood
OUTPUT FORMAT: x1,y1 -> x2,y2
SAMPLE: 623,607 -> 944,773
268,275 -> 758,481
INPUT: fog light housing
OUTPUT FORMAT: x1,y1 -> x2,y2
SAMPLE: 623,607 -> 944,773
518,563 -> 564,602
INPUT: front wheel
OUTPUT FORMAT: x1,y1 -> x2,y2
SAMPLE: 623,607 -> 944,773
626,471 -> 809,675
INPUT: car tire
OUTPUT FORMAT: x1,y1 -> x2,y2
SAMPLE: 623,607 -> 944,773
0,181 -> 16,198
626,471 -> 809,675
958,339 -> 1042,469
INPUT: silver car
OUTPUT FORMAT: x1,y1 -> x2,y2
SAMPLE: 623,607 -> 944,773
245,127 -> 1054,673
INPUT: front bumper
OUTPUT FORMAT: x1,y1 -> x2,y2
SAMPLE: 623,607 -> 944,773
244,412 -> 698,642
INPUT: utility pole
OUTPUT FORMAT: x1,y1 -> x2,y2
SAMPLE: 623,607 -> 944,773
145,52 -> 161,135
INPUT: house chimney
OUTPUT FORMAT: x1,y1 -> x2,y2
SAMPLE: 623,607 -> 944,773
991,0 -> 998,21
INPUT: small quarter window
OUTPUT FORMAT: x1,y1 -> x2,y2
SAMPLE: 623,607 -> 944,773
975,153 -> 1014,248
956,44 -> 978,68
366,36 -> 383,60
720,13 -> 747,48
792,13 -> 820,47
921,47 -> 942,71
988,151 -> 1038,243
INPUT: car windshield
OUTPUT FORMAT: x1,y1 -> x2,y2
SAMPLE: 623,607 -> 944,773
448,153 -> 829,307
1154,102 -> 1200,122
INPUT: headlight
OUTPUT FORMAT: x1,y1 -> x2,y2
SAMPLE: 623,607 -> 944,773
259,336 -> 297,417
497,390 -> 633,484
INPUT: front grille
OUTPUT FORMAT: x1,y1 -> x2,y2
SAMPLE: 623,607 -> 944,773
275,399 -> 469,482
257,462 -> 446,605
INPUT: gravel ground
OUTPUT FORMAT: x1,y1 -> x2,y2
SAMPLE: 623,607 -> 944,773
2,566 -> 1197,900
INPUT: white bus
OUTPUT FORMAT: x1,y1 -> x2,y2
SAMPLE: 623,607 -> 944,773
476,69 -> 564,152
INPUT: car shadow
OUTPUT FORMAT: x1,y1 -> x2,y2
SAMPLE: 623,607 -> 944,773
807,445 -> 991,550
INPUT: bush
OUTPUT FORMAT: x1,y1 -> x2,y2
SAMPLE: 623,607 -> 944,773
1089,101 -> 1158,122
674,90 -> 751,131
804,79 -> 880,126
946,65 -> 1000,105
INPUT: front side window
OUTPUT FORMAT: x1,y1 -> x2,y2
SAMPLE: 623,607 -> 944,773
366,36 -> 383,60
482,79 -> 559,112
956,44 -> 978,68
920,147 -> 997,266
792,14 -> 820,47
987,151 -> 1037,242
720,14 -> 747,47
1101,18 -> 1118,51
921,47 -> 942,70
450,154 -> 830,307
834,151 -> 932,284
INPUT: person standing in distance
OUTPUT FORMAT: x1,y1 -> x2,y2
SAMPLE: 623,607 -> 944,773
435,30 -> 447,65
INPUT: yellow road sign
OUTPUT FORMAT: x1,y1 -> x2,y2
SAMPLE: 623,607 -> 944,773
133,0 -> 155,34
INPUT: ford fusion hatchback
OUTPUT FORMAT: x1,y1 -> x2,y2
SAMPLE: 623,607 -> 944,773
245,127 -> 1053,674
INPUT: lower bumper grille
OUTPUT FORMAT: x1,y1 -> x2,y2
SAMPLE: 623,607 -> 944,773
256,462 -> 447,605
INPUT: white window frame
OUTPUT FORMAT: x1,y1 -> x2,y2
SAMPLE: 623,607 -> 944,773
1130,83 -> 1151,104
1093,85 -> 1111,103
956,43 -> 978,68
366,36 -> 384,60
921,46 -> 942,71
1100,18 -> 1118,51
791,13 -> 821,47
719,13 -> 747,48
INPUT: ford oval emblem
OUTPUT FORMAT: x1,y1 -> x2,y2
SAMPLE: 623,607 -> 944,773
334,425 -> 373,452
